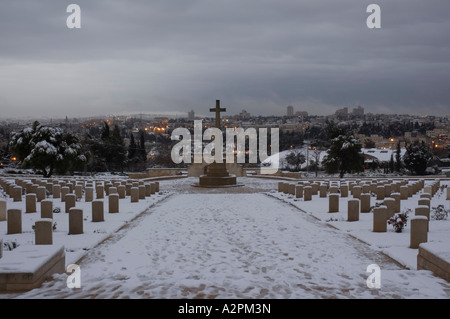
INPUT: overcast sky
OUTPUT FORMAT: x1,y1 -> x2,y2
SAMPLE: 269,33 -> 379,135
0,0 -> 449,119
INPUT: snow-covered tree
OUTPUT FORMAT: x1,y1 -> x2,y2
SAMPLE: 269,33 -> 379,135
8,122 -> 86,177
285,150 -> 305,171
403,141 -> 432,175
322,134 -> 364,178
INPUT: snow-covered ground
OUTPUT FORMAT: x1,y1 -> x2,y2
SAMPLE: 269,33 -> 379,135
268,179 -> 450,271
1,176 -> 450,299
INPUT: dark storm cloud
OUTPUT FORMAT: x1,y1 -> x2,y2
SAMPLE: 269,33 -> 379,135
0,0 -> 449,118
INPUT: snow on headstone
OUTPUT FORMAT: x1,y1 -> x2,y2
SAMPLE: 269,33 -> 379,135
96,185 -> 104,199
376,186 -> 385,200
138,185 -> 146,200
118,185 -> 126,199
391,193 -> 401,213
85,187 -> 94,202
92,200 -> 104,222
7,209 -> 22,234
352,186 -> 362,199
0,200 -> 6,221
52,184 -> 61,199
61,186 -> 70,202
383,198 -> 395,219
319,184 -> 327,198
65,194 -> 76,213
145,184 -> 151,197
75,185 -> 83,200
347,199 -> 360,222
130,187 -> 139,203
26,194 -> 37,213
36,186 -> 46,202
360,193 -> 371,213
418,198 -> 430,208
295,185 -> 303,199
340,184 -> 349,197
68,208 -> 83,235
415,205 -> 430,232
304,186 -> 312,201
373,206 -> 387,232
13,186 -> 22,202
400,186 -> 409,200
329,194 -> 339,213
410,216 -> 428,249
41,200 -> 53,219
109,194 -> 119,214
35,219 -> 53,245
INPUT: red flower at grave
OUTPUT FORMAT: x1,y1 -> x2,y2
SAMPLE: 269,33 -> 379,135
388,210 -> 410,233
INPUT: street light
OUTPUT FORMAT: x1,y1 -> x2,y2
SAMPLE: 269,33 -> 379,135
306,144 -> 310,174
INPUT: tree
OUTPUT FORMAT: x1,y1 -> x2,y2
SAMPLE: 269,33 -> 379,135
311,148 -> 322,177
389,154 -> 394,174
8,123 -> 86,177
363,139 -> 376,149
285,150 -> 305,171
322,134 -> 364,178
127,133 -> 139,171
403,141 -> 432,175
86,123 -> 126,173
138,130 -> 147,162
100,121 -> 110,140
325,120 -> 348,141
395,141 -> 402,172
8,124 -> 35,163
108,124 -> 127,172
128,133 -> 137,160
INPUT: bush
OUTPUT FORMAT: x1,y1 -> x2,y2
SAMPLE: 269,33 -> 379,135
431,205 -> 449,220
388,209 -> 410,233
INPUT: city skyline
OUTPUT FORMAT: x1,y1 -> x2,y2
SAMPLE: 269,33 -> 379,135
1,0 -> 450,119
1,104 -> 448,123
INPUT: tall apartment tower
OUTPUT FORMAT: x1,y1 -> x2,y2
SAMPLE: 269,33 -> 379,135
188,109 -> 195,121
287,105 -> 294,117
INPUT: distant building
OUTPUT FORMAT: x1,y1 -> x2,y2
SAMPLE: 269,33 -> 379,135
362,147 -> 407,169
335,107 -> 348,119
239,109 -> 250,120
287,105 -> 294,117
352,106 -> 364,117
188,110 -> 195,121
295,111 -> 308,117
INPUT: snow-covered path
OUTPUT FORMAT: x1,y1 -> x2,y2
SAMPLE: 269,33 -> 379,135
11,193 -> 450,299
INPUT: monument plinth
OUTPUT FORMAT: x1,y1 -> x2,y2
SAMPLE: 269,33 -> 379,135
199,162 -> 237,187
196,100 -> 239,188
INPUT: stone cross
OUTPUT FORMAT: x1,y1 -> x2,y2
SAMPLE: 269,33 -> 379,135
210,100 -> 226,129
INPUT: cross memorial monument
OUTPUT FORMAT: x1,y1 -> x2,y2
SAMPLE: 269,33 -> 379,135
198,100 -> 238,187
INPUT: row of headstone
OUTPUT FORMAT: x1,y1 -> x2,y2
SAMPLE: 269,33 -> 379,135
276,178 -> 442,250
0,176 -> 159,204
0,177 -> 54,202
277,178 -> 432,201
1,177 -> 161,247
3,191 -> 150,245
423,179 -> 440,198
277,181 -> 346,200
348,183 -> 431,249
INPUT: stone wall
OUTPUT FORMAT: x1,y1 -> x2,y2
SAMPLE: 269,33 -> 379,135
0,245 -> 65,292
418,243 -> 450,282
188,163 -> 245,177
128,168 -> 186,179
